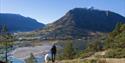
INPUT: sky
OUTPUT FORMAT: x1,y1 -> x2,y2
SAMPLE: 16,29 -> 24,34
0,0 -> 125,24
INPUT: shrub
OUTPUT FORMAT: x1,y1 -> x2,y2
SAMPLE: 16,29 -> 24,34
105,48 -> 125,58
57,40 -> 76,60
63,41 -> 76,59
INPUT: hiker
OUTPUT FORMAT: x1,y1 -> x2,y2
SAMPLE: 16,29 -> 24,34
51,43 -> 57,62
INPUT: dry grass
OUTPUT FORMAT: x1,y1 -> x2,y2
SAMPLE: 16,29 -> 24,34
48,58 -> 125,63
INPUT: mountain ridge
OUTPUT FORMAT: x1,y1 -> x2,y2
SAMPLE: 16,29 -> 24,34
0,13 -> 45,32
38,8 -> 125,39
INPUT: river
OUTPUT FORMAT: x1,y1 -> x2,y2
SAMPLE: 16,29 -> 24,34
8,44 -> 52,63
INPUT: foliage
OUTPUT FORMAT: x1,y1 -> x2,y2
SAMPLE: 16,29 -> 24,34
63,40 -> 76,59
87,40 -> 103,52
77,39 -> 103,58
58,40 -> 76,60
79,51 -> 94,59
105,48 -> 125,58
104,22 -> 125,49
104,22 -> 125,58
61,59 -> 107,63
0,25 -> 14,63
77,22 -> 125,59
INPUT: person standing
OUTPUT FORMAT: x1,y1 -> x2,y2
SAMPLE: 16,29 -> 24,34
51,43 -> 57,63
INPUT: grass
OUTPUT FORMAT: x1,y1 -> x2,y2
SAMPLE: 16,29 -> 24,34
59,59 -> 107,63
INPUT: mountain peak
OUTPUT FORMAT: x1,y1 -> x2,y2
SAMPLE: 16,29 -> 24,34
39,8 -> 125,39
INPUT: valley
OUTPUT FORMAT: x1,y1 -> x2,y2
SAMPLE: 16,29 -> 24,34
0,7 -> 125,63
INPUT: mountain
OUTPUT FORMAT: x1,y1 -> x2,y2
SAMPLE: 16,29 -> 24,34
0,13 -> 45,32
39,8 -> 125,39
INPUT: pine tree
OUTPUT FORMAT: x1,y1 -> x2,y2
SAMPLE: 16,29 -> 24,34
0,25 -> 14,63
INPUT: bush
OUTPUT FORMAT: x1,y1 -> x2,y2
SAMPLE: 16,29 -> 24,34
83,59 -> 107,63
78,51 -> 94,59
83,59 -> 97,63
57,40 -> 76,60
105,48 -> 125,58
63,41 -> 76,59
104,23 -> 125,49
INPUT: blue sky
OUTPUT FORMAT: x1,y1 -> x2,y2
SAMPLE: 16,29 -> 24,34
0,0 -> 125,24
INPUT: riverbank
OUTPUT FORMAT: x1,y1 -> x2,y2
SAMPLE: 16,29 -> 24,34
9,43 -> 52,60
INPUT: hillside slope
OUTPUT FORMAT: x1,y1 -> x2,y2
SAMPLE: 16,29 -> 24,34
38,8 -> 125,39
